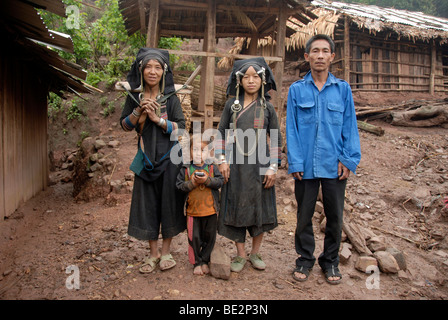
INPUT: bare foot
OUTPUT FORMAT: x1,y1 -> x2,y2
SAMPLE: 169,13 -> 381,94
293,271 -> 307,280
193,265 -> 204,275
201,264 -> 210,275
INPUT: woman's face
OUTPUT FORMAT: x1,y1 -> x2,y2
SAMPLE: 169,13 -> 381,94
241,66 -> 261,95
142,59 -> 164,88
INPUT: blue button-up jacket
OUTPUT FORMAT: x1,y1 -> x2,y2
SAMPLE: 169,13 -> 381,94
286,71 -> 361,179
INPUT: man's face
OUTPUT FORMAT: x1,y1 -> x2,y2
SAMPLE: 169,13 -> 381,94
304,39 -> 335,72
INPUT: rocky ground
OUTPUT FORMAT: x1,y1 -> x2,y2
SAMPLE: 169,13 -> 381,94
0,90 -> 447,304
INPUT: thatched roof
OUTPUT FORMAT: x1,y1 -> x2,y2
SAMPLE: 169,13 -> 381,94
312,0 -> 448,44
217,7 -> 338,69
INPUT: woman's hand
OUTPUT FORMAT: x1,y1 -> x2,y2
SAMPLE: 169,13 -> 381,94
263,169 -> 276,189
140,98 -> 160,123
219,163 -> 230,184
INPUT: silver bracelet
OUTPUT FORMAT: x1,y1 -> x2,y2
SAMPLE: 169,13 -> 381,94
157,118 -> 166,127
218,154 -> 226,164
132,108 -> 141,117
268,163 -> 278,172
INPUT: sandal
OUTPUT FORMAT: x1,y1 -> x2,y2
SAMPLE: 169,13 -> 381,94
139,256 -> 160,274
159,254 -> 176,271
292,266 -> 312,282
323,265 -> 342,285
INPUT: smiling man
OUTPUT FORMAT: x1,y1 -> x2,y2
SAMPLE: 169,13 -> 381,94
286,34 -> 361,285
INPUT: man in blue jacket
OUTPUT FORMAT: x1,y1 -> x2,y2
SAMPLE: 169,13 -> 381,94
286,34 -> 361,284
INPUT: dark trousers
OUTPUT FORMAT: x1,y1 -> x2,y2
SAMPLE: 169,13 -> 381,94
187,214 -> 217,267
294,178 -> 346,271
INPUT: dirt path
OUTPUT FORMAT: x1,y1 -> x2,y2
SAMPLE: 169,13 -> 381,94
1,95 -> 447,302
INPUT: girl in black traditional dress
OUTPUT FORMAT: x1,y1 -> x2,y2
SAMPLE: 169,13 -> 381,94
216,57 -> 281,272
120,48 -> 186,273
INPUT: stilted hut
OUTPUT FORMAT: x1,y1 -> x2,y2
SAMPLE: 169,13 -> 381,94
118,0 -> 315,128
0,1 -> 94,220
301,1 -> 448,94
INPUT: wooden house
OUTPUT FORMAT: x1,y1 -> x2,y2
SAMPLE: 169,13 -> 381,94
223,0 -> 448,95
298,0 -> 448,94
0,0 -> 94,220
118,0 -> 315,128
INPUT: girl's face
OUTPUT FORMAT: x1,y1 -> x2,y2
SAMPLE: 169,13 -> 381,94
142,59 -> 163,88
241,66 -> 261,95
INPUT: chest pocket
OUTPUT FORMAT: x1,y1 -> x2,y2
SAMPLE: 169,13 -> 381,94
296,101 -> 315,124
327,103 -> 344,126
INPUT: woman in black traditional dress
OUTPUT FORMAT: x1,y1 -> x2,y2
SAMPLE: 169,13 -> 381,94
217,57 -> 281,272
120,48 -> 186,273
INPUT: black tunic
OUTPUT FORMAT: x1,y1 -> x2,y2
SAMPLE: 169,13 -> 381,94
120,93 -> 186,240
217,98 -> 280,241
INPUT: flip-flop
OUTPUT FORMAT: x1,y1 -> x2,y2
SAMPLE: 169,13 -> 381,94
292,266 -> 312,282
323,265 -> 342,285
139,256 -> 160,274
159,254 -> 176,271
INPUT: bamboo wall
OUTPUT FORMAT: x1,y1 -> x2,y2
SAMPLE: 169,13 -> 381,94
0,47 -> 49,221
331,25 -> 448,94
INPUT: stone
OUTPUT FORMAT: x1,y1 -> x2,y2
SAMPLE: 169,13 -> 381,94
315,201 -> 324,213
339,242 -> 352,264
80,137 -> 96,155
386,247 -> 407,271
367,236 -> 387,252
354,256 -> 377,273
374,251 -> 400,273
89,162 -> 102,172
94,139 -> 106,150
209,244 -> 230,280
108,140 -> 120,148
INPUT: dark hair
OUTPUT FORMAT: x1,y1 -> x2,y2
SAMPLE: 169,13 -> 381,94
305,34 -> 335,54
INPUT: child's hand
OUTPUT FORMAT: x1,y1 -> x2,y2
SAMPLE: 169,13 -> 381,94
192,171 -> 209,186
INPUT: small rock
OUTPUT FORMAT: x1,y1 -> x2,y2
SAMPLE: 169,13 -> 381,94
367,236 -> 387,252
355,256 -> 378,273
209,244 -> 230,280
386,247 -> 407,271
89,163 -> 102,172
108,140 -> 120,148
167,289 -> 180,296
374,251 -> 400,273
95,139 -> 106,150
339,242 -> 352,264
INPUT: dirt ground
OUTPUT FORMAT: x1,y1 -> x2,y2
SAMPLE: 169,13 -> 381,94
0,90 -> 447,303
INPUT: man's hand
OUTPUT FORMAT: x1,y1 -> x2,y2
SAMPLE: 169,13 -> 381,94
338,162 -> 350,180
292,172 -> 304,180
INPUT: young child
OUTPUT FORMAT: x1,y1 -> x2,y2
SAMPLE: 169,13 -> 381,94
176,134 -> 224,275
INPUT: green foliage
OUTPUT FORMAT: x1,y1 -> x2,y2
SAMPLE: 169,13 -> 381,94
48,92 -> 63,120
41,0 -> 188,92
66,97 -> 85,121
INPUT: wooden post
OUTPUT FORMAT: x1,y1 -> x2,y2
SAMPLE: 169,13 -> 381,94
146,0 -> 160,48
273,2 -> 286,113
138,0 -> 146,33
198,0 -> 216,129
344,15 -> 350,83
248,33 -> 258,55
429,39 -> 436,95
